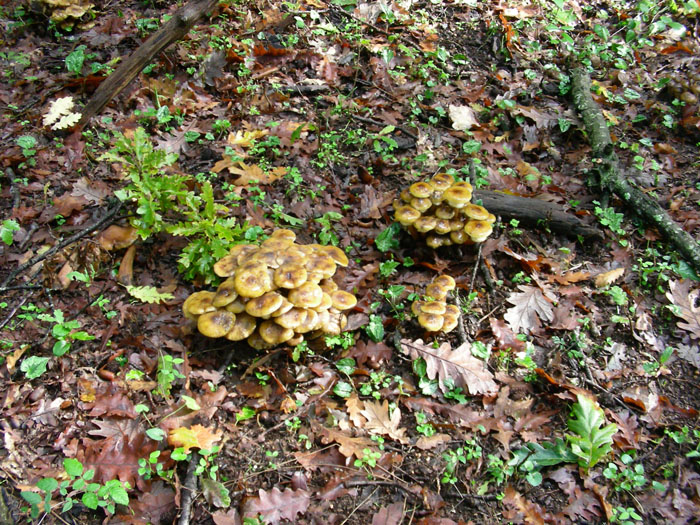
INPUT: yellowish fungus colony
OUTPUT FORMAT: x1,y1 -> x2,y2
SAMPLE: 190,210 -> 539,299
394,173 -> 496,248
412,274 -> 460,333
183,229 -> 357,349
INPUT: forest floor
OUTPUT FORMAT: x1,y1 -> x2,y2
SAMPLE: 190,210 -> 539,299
1,0 -> 700,524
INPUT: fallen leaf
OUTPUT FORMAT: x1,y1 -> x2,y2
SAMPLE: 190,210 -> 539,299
346,394 -> 367,428
319,427 -> 375,459
400,339 -> 497,396
502,485 -> 546,524
416,433 -> 451,450
503,285 -> 555,334
168,424 -> 222,452
676,344 -> 700,369
360,399 -> 408,443
242,487 -> 310,524
371,501 -> 404,525
448,104 -> 478,131
227,129 -> 268,147
666,280 -> 700,339
594,267 -> 625,288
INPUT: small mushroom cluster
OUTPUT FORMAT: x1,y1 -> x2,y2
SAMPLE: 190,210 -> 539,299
394,173 -> 496,248
412,275 -> 460,333
182,229 -> 357,350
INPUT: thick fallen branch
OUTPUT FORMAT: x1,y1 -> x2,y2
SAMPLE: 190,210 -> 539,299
473,189 -> 601,239
570,67 -> 700,275
78,0 -> 218,128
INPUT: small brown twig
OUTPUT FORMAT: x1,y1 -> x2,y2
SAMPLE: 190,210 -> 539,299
1,201 -> 122,288
177,451 -> 199,525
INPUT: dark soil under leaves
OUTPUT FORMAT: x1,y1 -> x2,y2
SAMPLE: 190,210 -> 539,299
1,1 -> 700,524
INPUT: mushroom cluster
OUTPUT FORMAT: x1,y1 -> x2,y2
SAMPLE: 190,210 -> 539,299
412,275 -> 460,333
394,173 -> 496,248
182,229 -> 357,350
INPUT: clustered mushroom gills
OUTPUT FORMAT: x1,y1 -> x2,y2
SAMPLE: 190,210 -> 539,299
412,274 -> 460,333
182,229 -> 357,350
394,173 -> 496,248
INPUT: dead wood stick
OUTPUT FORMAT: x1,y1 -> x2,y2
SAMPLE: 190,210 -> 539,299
78,0 -> 218,128
177,451 -> 199,525
570,67 -> 700,275
1,201 -> 122,287
472,189 -> 601,239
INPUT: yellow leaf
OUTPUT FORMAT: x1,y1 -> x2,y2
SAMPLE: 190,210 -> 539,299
227,129 -> 268,148
594,267 -> 625,288
168,424 -> 222,452
227,161 -> 286,186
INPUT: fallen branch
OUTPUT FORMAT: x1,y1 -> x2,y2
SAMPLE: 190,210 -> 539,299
570,67 -> 700,275
78,0 -> 218,128
473,189 -> 601,239
0,201 -> 122,287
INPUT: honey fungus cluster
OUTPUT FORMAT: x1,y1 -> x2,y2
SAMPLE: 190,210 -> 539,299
394,173 -> 496,248
412,275 -> 460,333
182,229 -> 357,349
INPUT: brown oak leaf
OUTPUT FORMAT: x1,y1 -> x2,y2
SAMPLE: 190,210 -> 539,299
503,285 -> 555,334
360,399 -> 408,443
400,339 -> 497,396
168,424 -> 222,452
242,487 -> 310,524
666,280 -> 700,339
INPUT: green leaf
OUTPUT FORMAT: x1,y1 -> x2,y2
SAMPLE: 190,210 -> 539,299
336,358 -> 356,375
63,458 -> 83,478
82,491 -> 99,510
20,491 -> 42,505
182,395 -> 201,411
375,223 -> 401,252
21,356 -> 49,379
106,482 -> 129,506
16,135 -> 37,151
567,394 -> 617,470
365,314 -> 384,342
125,285 -> 175,304
1,219 -> 20,246
201,478 -> 231,508
462,140 -> 481,154
236,406 -> 256,422
65,46 -> 86,75
36,478 -> 58,493
333,381 -> 353,398
146,428 -> 166,441
52,339 -> 71,356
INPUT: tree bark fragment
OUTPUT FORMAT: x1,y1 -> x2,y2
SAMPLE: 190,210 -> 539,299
78,0 -> 218,128
570,67 -> 700,275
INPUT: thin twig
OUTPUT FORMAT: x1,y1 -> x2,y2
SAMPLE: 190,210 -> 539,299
351,114 -> 418,141
177,451 -> 199,525
1,201 -> 122,287
343,479 -> 421,500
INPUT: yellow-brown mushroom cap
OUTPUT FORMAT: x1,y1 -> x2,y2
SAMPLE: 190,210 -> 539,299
435,204 -> 456,220
463,203 -> 490,221
426,235 -> 444,249
443,186 -> 473,209
183,291 -> 217,319
234,261 -> 273,298
270,297 -> 294,318
330,290 -> 357,311
464,220 -> 493,243
288,282 -> 324,309
420,301 -> 446,315
198,310 -> 236,338
395,205 -> 421,226
247,330 -> 276,350
274,262 -> 308,289
409,181 -> 434,199
213,277 -> 239,308
433,274 -> 456,291
225,296 -> 248,314
305,253 -> 336,282
245,291 -> 284,318
213,254 -> 238,277
400,188 -> 413,203
321,245 -> 349,267
274,307 -> 308,330
258,320 -> 294,345
414,215 -> 438,233
295,308 -> 319,333
410,197 -> 432,213
418,312 -> 444,332
225,312 -> 257,341
450,229 -> 468,244
319,279 -> 338,294
268,228 -> 297,242
316,292 -> 333,311
452,181 -> 474,192
444,304 -> 460,317
429,173 -> 454,192
425,282 -> 448,301
411,300 -> 425,316
435,219 -> 452,235
441,314 -> 458,333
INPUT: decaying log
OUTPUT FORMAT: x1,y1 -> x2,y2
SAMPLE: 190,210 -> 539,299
570,67 -> 700,275
474,190 -> 601,239
78,0 -> 218,128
